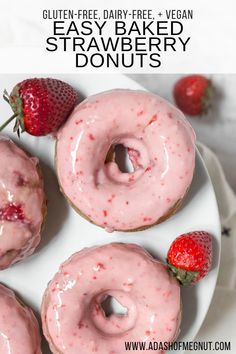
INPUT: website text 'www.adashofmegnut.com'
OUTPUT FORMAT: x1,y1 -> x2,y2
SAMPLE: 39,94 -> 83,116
124,341 -> 231,351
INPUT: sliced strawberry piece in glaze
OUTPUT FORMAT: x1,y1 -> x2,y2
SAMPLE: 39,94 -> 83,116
0,203 -> 25,222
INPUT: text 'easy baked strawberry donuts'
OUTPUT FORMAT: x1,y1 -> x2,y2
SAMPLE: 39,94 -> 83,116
56,89 -> 195,231
41,243 -> 181,354
0,137 -> 45,269
0,284 -> 41,353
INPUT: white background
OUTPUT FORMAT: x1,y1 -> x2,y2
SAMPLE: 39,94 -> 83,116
0,0 -> 236,73
0,1 -> 236,353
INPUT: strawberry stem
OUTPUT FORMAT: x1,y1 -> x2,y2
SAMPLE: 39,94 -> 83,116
0,113 -> 18,132
3,89 -> 10,103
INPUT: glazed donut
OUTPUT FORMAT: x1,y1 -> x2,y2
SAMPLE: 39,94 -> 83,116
41,243 -> 181,354
0,283 -> 41,353
0,137 -> 45,269
56,89 -> 195,231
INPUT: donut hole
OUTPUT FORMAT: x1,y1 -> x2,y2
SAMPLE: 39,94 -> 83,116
101,295 -> 128,317
105,144 -> 134,173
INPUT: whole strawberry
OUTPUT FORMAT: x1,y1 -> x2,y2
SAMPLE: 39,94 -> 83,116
167,231 -> 212,285
173,75 -> 212,116
1,78 -> 78,136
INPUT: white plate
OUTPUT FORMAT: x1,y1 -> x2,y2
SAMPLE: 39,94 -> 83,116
0,74 -> 221,353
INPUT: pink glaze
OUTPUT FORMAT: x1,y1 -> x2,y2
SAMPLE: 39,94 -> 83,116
0,284 -> 41,353
42,243 -> 181,354
0,137 -> 45,269
56,89 -> 196,231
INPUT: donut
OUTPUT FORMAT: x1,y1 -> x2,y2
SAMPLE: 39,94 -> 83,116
56,89 -> 196,231
0,137 -> 46,269
41,243 -> 181,354
0,283 -> 41,353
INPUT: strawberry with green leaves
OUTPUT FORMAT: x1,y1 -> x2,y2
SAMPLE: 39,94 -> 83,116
167,231 -> 213,285
1,78 -> 78,136
173,75 -> 212,116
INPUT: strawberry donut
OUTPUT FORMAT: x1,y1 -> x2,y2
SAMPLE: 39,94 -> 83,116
56,89 -> 195,231
0,283 -> 41,353
41,243 -> 181,354
0,137 -> 45,269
